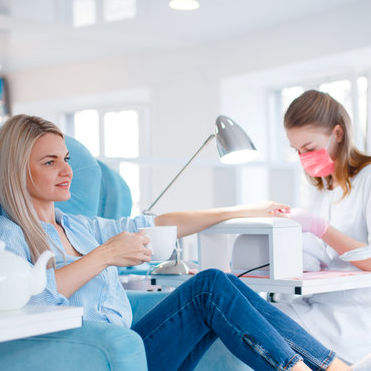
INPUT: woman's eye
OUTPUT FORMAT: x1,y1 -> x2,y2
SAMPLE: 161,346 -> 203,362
64,156 -> 71,163
302,148 -> 315,153
44,160 -> 54,166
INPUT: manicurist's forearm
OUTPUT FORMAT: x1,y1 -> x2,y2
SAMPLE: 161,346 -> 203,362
322,225 -> 371,271
55,246 -> 109,298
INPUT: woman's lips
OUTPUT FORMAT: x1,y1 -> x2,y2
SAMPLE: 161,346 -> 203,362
56,182 -> 70,188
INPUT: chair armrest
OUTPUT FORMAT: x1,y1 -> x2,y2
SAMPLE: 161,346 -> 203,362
0,320 -> 147,371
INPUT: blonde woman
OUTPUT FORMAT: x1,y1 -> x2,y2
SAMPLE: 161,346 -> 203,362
0,114 -> 365,371
279,90 -> 371,366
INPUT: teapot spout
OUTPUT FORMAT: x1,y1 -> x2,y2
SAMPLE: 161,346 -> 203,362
31,250 -> 55,296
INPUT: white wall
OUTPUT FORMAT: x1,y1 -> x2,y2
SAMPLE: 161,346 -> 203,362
9,0 -> 371,214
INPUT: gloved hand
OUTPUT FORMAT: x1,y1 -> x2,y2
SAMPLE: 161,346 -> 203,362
287,208 -> 329,238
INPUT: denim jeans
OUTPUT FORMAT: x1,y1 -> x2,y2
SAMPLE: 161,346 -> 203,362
132,269 -> 335,371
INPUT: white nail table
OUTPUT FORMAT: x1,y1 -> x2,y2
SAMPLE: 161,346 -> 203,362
151,218 -> 371,295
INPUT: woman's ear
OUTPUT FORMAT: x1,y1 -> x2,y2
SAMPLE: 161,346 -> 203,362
334,124 -> 344,143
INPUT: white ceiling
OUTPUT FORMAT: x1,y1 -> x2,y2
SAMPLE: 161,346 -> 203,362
0,0 -> 361,72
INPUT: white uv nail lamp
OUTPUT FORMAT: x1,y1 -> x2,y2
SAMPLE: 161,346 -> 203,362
197,217 -> 303,280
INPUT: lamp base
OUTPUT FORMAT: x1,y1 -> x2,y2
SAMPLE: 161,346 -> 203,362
151,260 -> 189,275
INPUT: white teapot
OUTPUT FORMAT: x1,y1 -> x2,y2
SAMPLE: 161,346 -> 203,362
0,240 -> 54,310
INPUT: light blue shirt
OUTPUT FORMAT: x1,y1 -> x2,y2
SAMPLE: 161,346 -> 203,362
0,209 -> 154,328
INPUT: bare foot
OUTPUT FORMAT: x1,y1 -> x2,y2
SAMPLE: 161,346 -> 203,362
292,360 -> 312,371
327,357 -> 351,370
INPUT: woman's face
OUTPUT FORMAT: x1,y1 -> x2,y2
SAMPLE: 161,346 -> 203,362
286,124 -> 341,160
27,133 -> 73,206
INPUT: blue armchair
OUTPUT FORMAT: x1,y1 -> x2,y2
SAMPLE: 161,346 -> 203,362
0,136 -> 249,370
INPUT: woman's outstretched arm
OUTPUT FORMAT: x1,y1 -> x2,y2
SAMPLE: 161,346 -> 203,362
154,201 -> 290,237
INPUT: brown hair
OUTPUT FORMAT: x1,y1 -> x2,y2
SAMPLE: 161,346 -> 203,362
284,90 -> 371,197
0,114 -> 64,265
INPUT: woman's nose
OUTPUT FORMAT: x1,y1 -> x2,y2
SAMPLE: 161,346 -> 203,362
60,162 -> 73,178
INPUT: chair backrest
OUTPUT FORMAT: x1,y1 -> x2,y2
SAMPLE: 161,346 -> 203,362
55,136 -> 132,218
97,160 -> 132,219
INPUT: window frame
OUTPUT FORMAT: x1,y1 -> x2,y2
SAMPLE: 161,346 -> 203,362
64,103 -> 150,215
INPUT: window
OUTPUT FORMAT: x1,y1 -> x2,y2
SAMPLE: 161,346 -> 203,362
120,162 -> 140,216
74,109 -> 100,156
358,76 -> 368,150
103,0 -> 136,22
67,107 -> 142,216
280,86 -> 304,162
72,0 -> 136,27
72,0 -> 97,27
104,110 -> 139,158
319,79 -> 353,119
281,86 -> 304,115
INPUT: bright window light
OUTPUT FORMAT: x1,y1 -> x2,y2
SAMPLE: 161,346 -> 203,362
281,86 -> 304,162
120,161 -> 140,204
104,0 -> 136,22
104,110 -> 139,158
358,76 -> 368,147
320,79 -> 353,119
169,0 -> 200,10
220,149 -> 260,164
74,109 -> 100,156
73,0 -> 97,27
281,86 -> 304,115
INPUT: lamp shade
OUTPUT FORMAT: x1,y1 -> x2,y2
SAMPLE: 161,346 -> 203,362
215,115 -> 259,164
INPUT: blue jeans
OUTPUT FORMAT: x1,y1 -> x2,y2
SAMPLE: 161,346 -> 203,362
132,269 -> 335,371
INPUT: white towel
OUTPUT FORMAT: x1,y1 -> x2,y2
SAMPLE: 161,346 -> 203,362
302,233 -> 331,271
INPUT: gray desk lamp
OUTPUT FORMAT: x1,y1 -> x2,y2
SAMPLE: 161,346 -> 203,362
144,115 -> 258,274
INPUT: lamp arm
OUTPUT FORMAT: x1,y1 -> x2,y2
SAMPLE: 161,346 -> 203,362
143,134 -> 216,214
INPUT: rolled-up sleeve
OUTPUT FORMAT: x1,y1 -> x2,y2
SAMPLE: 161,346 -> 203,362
28,267 -> 70,306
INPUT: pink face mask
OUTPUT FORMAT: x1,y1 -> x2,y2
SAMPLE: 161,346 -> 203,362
299,136 -> 335,177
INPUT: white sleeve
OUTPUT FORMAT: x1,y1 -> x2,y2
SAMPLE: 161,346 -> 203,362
339,167 -> 371,261
367,171 -> 371,248
298,175 -> 321,212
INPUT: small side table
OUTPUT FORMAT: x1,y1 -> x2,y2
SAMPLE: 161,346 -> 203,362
0,305 -> 83,342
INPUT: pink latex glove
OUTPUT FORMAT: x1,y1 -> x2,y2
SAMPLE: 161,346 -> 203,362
287,208 -> 329,238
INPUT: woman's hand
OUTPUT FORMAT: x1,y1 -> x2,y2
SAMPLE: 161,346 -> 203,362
55,231 -> 151,298
100,230 -> 152,267
233,201 -> 290,218
286,208 -> 328,238
286,208 -> 371,271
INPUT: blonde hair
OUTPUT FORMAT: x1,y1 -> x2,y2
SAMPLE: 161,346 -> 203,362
0,114 -> 64,265
284,90 -> 371,198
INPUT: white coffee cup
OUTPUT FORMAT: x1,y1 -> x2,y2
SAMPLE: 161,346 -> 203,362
138,226 -> 177,261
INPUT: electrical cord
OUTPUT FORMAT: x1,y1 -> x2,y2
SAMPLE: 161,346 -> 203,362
237,263 -> 270,278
